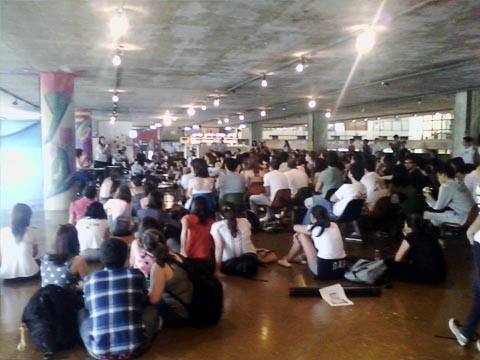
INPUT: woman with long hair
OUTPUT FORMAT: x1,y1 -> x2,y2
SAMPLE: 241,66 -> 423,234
210,202 -> 258,278
99,168 -> 123,204
104,184 -> 135,236
278,205 -> 347,280
129,217 -> 163,278
242,156 -> 266,187
145,229 -> 193,327
185,158 -> 215,210
41,225 -> 89,290
76,202 -> 110,262
94,136 -> 109,168
180,197 -> 215,261
0,203 -> 40,280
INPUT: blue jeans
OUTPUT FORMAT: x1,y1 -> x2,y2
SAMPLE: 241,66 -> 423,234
302,196 -> 335,224
462,242 -> 480,339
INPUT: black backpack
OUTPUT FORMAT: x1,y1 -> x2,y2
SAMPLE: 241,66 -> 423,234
22,285 -> 83,354
168,257 -> 223,327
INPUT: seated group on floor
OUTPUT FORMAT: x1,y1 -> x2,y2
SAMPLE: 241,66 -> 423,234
2,142 -> 480,358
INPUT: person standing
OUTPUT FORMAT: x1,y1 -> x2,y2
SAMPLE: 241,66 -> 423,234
459,136 -> 479,165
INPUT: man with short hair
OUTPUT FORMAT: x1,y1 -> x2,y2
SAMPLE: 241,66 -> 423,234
284,158 -> 310,197
69,185 -> 97,225
459,136 -> 478,165
404,155 -> 428,194
216,157 -> 246,199
249,159 -> 289,221
424,165 -> 475,226
371,138 -> 384,158
79,238 -> 158,359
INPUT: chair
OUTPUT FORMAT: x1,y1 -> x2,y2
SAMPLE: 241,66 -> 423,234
441,205 -> 479,240
222,192 -> 247,214
262,189 -> 292,232
191,192 -> 218,212
291,186 -> 314,206
331,199 -> 366,241
247,182 -> 265,196
324,187 -> 339,202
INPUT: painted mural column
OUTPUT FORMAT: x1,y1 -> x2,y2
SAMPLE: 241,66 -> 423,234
40,72 -> 76,211
75,109 -> 93,164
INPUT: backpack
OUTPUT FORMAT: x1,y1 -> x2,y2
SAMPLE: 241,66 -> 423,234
344,259 -> 387,285
168,257 -> 223,327
22,285 -> 83,353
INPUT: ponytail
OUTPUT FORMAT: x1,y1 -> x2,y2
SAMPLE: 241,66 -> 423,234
222,202 -> 238,238
141,229 -> 172,267
309,205 -> 331,237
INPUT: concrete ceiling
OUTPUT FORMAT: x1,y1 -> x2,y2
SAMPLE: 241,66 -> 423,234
1,0 -> 479,130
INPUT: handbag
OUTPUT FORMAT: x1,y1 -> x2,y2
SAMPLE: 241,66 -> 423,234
344,259 -> 386,285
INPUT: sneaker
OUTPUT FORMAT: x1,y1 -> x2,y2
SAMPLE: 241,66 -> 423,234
292,255 -> 307,265
477,339 -> 480,352
277,259 -> 292,268
345,232 -> 363,242
449,318 -> 468,346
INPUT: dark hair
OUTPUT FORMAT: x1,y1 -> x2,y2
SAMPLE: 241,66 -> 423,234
326,151 -> 340,168
191,197 -> 209,225
191,158 -> 209,178
464,136 -> 473,143
98,136 -> 105,145
51,224 -> 80,266
85,201 -> 107,219
115,184 -> 132,203
131,176 -> 143,187
363,156 -> 376,172
147,190 -> 164,209
309,206 -> 331,237
222,202 -> 239,238
109,169 -> 123,195
349,162 -> 365,182
141,229 -> 170,267
144,181 -> 156,197
405,213 -> 426,233
101,238 -> 128,268
224,158 -> 238,172
269,159 -> 281,170
11,203 -> 32,240
448,157 -> 466,174
76,148 -> 83,157
438,164 -> 456,179
314,158 -> 327,173
139,216 -> 162,237
287,158 -> 297,169
83,185 -> 97,200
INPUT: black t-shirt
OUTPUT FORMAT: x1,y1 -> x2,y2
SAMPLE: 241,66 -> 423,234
405,231 -> 447,278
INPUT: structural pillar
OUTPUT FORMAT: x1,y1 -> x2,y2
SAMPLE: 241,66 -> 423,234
250,122 -> 263,146
40,72 -> 76,211
307,112 -> 328,151
453,90 -> 480,156
75,109 -> 93,164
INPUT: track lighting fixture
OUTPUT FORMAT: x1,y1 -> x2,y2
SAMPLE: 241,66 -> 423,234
261,75 -> 268,88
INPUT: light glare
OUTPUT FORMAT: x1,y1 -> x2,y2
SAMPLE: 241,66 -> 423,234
356,29 -> 376,55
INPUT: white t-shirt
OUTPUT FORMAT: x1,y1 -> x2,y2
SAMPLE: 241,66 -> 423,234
308,222 -> 346,259
210,218 -> 256,262
284,168 -> 310,196
104,199 -> 132,220
464,170 -> 480,204
360,172 -> 378,203
76,218 -> 109,251
263,170 -> 289,201
333,182 -> 366,216
99,178 -> 114,198
0,227 -> 40,279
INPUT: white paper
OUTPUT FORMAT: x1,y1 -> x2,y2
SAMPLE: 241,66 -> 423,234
319,284 -> 354,306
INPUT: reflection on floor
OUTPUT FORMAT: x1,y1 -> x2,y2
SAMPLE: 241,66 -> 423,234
0,210 -> 477,360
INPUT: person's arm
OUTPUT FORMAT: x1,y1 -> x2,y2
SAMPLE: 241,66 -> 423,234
68,203 -> 75,224
293,224 -> 311,235
130,239 -> 140,267
263,185 -> 271,198
180,217 -> 189,257
394,239 -> 411,262
211,228 -> 225,278
186,178 -> 194,199
149,263 -> 167,305
427,185 -> 452,210
467,215 -> 480,245
70,256 -> 89,280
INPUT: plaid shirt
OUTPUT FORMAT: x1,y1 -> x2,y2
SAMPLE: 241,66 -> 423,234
84,268 -> 147,358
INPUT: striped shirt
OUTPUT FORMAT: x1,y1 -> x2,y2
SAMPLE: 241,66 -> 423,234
83,268 -> 147,358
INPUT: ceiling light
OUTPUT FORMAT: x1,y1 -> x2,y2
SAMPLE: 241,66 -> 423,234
213,97 -> 220,107
150,125 -> 156,129
296,58 -> 306,73
110,115 -> 116,122
192,124 -> 200,130
223,117 -> 229,123
128,129 -> 138,139
110,9 -> 129,38
155,122 -> 162,128
325,111 -> 332,118
184,126 -> 192,131
225,126 -> 232,131
381,81 -> 390,87
377,117 -> 381,120
217,119 -> 222,125
261,75 -> 268,88
260,110 -> 266,117
308,99 -> 316,108
282,105 -> 286,111
364,118 -> 368,121
163,110 -> 172,127
239,114 -> 245,121
356,28 -> 376,55
112,94 -> 119,103
417,98 -> 422,105
112,54 -> 122,66
187,107 -> 196,116
239,124 -> 246,129
201,104 -> 207,111
352,119 -> 356,123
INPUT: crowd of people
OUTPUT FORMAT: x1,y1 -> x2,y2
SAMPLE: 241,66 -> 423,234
1,134 -> 480,357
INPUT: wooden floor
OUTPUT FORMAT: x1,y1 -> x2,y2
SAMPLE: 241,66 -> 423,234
0,209 -> 478,360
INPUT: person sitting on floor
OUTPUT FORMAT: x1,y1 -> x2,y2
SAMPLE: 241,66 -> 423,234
104,184 -> 135,236
68,185 -> 97,225
79,238 -> 159,359
129,217 -> 163,279
41,224 -> 89,290
0,203 -> 41,281
385,213 -> 446,283
423,164 -> 475,226
278,205 -> 347,280
76,202 -> 110,262
303,162 -> 366,224
211,203 -> 259,278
